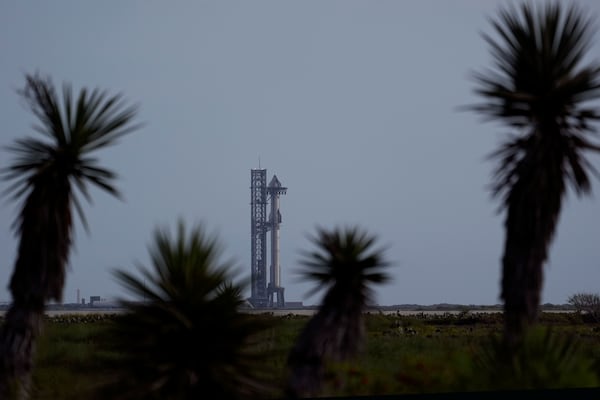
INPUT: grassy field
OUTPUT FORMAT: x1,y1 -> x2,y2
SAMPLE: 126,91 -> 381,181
21,311 -> 600,399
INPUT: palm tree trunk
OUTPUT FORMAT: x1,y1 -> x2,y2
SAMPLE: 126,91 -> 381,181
0,301 -> 44,399
286,294 -> 365,398
501,158 -> 563,349
0,182 -> 71,399
501,246 -> 545,349
286,311 -> 329,399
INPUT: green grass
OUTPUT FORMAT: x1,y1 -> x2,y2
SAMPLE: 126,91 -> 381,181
31,318 -> 114,399
19,312 -> 600,399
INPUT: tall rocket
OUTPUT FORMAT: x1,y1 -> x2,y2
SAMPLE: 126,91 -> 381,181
268,175 -> 286,290
249,169 -> 287,308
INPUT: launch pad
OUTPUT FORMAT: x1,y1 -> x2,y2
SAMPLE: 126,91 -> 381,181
249,169 -> 287,308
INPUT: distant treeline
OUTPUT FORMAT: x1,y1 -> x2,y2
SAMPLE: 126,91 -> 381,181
372,303 -> 575,311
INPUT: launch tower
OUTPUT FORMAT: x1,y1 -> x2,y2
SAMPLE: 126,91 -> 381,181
249,169 -> 287,308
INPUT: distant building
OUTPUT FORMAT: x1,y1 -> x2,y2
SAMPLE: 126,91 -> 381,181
285,301 -> 303,309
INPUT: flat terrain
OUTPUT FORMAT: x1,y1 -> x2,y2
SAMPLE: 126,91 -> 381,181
14,311 -> 599,399
0,304 -> 574,317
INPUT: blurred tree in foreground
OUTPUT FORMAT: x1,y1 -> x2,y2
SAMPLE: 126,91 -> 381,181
103,221 -> 273,400
286,226 -> 390,398
470,1 -> 600,349
475,326 -> 599,390
0,74 -> 138,399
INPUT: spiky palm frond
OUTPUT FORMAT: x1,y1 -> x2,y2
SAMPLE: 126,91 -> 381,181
475,327 -> 599,390
0,74 -> 138,399
103,221 -> 273,400
4,74 -> 139,231
470,2 -> 600,348
300,226 -> 390,310
3,74 -> 139,304
472,2 -> 600,203
286,226 -> 390,398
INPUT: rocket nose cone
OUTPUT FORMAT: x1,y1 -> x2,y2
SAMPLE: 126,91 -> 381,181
269,175 -> 282,187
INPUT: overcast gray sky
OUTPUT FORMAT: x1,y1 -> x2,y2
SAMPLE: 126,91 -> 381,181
1,0 -> 600,306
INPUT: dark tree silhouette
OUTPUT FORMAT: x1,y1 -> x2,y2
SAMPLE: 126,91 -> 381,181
0,74 -> 139,398
103,221 -> 273,400
470,2 -> 600,348
286,226 -> 390,398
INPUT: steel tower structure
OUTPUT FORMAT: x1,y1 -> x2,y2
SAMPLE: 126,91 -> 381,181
250,169 -> 268,308
249,169 -> 287,308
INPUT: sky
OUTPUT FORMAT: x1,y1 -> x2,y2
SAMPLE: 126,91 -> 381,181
1,0 -> 600,307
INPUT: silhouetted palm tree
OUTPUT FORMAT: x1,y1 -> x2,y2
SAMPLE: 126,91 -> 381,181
471,2 -> 600,348
103,221 -> 273,400
0,74 -> 138,398
286,226 -> 390,398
